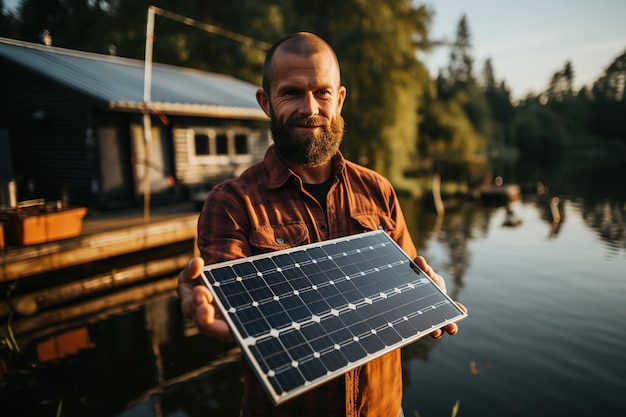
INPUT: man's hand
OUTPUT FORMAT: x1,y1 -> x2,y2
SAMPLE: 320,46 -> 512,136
414,256 -> 468,340
178,257 -> 233,342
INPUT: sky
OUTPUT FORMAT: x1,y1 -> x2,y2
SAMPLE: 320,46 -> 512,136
419,0 -> 626,99
5,0 -> 626,100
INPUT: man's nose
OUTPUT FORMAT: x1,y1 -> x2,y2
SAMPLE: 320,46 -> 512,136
298,92 -> 319,116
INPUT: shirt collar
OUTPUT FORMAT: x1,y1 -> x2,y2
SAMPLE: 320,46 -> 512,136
264,145 -> 346,190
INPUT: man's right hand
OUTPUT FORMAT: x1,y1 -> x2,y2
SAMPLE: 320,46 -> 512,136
178,257 -> 233,342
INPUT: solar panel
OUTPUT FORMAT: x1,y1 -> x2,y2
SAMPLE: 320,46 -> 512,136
200,230 -> 467,405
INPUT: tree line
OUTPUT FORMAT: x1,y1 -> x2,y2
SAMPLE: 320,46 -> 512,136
1,0 -> 625,189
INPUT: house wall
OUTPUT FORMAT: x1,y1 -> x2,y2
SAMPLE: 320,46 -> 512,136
168,116 -> 270,195
0,58 -> 102,207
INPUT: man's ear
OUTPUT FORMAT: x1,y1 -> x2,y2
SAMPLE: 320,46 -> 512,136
337,85 -> 347,113
256,88 -> 272,118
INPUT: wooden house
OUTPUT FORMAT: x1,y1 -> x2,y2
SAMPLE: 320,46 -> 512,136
0,37 -> 270,210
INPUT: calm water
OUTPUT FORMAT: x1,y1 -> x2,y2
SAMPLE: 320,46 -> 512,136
1,155 -> 625,417
400,155 -> 626,417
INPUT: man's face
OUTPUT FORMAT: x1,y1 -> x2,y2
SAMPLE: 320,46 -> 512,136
259,49 -> 346,168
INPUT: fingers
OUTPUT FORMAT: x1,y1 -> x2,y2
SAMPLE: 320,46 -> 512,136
178,258 -> 234,342
181,280 -> 233,341
431,323 -> 456,339
444,323 -> 458,335
182,257 -> 205,282
431,328 -> 445,339
413,256 -> 431,277
414,257 -> 466,341
178,258 -> 206,319
415,256 -> 447,293
431,302 -> 468,340
192,284 -> 214,307
196,302 -> 234,342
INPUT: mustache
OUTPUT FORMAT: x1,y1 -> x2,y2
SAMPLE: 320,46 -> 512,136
286,116 -> 327,128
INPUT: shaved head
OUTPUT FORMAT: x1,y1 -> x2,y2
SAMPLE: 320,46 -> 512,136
262,32 -> 341,95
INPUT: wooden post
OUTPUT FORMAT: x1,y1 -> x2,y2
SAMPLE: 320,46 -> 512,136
142,6 -> 156,224
550,197 -> 561,224
432,174 -> 445,217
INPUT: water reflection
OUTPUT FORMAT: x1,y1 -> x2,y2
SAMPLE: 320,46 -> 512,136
518,155 -> 626,251
1,299 -> 241,417
580,199 -> 626,254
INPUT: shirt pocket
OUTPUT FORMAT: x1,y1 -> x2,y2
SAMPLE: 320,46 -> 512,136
351,213 -> 397,234
249,221 -> 310,252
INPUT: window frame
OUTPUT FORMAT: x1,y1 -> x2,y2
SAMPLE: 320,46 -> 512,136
186,127 -> 254,165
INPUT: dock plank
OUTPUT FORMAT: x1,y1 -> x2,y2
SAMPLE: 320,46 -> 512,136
1,211 -> 198,281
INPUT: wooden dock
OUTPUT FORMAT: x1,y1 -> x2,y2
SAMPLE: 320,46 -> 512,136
0,203 -> 200,344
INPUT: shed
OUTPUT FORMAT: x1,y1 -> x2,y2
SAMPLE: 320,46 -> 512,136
0,37 -> 270,210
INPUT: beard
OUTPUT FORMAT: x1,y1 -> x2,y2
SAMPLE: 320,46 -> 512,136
270,110 -> 345,168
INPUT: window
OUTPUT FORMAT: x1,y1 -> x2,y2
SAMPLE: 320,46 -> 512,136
216,132 -> 228,155
194,133 -> 210,155
185,127 -> 255,165
235,133 -> 248,154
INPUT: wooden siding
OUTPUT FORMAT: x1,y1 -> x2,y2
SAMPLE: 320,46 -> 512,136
0,58 -> 103,207
173,125 -> 270,187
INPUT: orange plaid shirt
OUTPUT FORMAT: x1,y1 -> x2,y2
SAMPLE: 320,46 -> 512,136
198,145 -> 417,417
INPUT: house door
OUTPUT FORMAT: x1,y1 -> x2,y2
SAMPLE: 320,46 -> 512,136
98,126 -> 134,207
130,124 -> 171,197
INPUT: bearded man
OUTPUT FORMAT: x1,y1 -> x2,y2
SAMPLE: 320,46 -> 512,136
178,32 -> 464,417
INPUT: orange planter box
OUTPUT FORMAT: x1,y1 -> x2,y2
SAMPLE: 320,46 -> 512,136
4,207 -> 87,246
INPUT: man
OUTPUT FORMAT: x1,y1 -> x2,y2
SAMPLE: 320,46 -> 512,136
178,32 -> 465,417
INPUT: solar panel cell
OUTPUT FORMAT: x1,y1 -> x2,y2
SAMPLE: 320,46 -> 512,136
232,261 -> 256,277
260,302 -> 292,329
299,356 -> 328,381
342,341 -> 368,363
320,348 -> 348,371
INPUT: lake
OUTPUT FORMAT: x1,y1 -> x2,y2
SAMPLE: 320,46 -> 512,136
1,155 -> 624,417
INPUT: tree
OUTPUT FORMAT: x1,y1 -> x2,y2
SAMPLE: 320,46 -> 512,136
482,58 -> 514,151
483,57 -> 496,90
419,92 -> 486,157
0,0 -> 20,38
440,14 -> 474,98
547,60 -> 574,101
13,0 -> 113,53
509,98 -> 568,156
591,50 -> 626,142
422,14 -> 488,162
592,50 -> 626,101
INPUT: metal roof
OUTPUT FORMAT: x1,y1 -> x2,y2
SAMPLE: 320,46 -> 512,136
0,37 -> 267,120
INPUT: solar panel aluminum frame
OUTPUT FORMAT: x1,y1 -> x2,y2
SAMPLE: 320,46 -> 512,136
200,230 -> 467,406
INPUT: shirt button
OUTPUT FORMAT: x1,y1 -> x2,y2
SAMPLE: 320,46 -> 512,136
276,237 -> 285,244
319,224 -> 327,231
